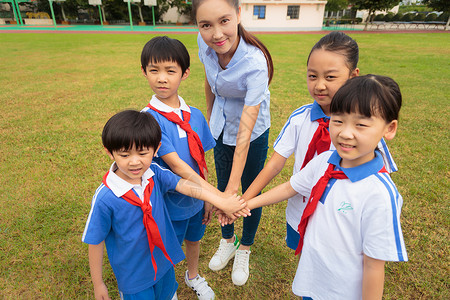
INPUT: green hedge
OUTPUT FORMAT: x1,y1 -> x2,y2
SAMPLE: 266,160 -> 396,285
374,14 -> 385,21
425,13 -> 438,21
413,13 -> 426,21
401,13 -> 414,22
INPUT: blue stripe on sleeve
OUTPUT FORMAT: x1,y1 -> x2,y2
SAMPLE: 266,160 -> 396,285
274,105 -> 310,148
82,184 -> 106,242
375,173 -> 405,261
379,138 -> 398,173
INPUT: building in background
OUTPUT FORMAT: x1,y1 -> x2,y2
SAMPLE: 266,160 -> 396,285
240,0 -> 327,31
162,0 -> 327,31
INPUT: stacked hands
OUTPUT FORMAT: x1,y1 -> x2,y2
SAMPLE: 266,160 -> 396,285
213,193 -> 252,227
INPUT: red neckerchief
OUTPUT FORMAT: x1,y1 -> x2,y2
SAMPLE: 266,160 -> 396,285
295,164 -> 388,255
102,171 -> 174,279
147,104 -> 208,179
301,118 -> 331,170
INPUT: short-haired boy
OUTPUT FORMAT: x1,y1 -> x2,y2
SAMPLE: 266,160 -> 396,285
140,36 -> 218,299
82,110 -> 247,300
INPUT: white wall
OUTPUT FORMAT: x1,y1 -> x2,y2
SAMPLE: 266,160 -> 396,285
162,7 -> 190,24
240,0 -> 326,31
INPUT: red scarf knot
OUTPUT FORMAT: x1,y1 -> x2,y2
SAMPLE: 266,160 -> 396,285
301,118 -> 331,170
147,104 -> 208,179
141,202 -> 152,215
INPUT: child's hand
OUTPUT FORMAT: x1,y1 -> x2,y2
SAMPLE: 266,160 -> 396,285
202,202 -> 213,225
234,207 -> 252,218
93,282 -> 110,300
217,194 -> 251,219
215,209 -> 238,226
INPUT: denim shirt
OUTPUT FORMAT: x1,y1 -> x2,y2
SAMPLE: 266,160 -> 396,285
198,33 -> 270,146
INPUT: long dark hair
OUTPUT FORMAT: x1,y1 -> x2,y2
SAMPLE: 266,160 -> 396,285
192,0 -> 274,84
307,31 -> 359,72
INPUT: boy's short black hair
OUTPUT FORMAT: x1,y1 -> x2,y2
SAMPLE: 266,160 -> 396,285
102,110 -> 161,153
141,36 -> 190,75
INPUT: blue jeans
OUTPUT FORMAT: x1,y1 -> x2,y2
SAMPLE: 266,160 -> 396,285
214,129 -> 269,246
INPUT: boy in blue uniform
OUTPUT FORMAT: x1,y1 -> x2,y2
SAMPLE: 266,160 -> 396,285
140,36 -> 219,300
82,110 -> 247,300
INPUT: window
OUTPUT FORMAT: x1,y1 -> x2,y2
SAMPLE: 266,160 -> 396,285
253,5 -> 266,20
287,5 -> 300,20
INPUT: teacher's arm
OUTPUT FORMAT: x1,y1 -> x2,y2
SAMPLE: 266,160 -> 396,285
204,70 -> 215,124
224,104 -> 260,195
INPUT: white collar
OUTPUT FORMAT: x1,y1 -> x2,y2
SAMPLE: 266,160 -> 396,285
105,162 -> 154,198
149,95 -> 190,113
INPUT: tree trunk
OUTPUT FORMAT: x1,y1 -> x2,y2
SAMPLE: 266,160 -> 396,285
363,10 -> 369,31
138,4 -> 144,23
61,3 -> 67,21
363,9 -> 373,31
7,3 -> 15,20
101,5 -> 107,22
446,15 -> 449,31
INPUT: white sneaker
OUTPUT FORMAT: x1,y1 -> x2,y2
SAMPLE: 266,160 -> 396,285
184,270 -> 215,300
208,234 -> 240,271
232,249 -> 251,286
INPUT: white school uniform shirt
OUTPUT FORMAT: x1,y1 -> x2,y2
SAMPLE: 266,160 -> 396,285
198,33 -> 270,145
289,150 -> 407,300
274,102 -> 398,233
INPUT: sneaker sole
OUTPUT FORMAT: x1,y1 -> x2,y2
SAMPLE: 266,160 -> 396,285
208,250 -> 236,271
232,274 -> 249,286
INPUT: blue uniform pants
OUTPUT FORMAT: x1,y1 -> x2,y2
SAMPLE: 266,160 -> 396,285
119,267 -> 177,300
214,129 -> 269,246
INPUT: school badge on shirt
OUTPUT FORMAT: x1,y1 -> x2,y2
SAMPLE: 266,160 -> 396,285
337,201 -> 353,214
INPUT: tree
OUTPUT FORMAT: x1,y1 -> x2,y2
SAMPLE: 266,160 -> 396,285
350,0 -> 400,30
35,0 -> 181,24
37,0 -> 89,21
165,0 -> 192,23
136,1 -> 145,23
422,0 -> 450,30
326,0 -> 349,12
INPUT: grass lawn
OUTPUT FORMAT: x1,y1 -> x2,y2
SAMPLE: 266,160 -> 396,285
0,31 -> 448,299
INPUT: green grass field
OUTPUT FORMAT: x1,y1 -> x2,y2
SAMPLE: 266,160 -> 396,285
0,32 -> 449,299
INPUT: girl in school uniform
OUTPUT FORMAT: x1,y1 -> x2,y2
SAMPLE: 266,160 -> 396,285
245,74 -> 408,299
242,32 -> 398,251
192,0 -> 274,286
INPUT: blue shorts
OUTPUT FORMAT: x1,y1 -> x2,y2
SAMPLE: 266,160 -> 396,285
172,208 -> 206,244
120,267 -> 177,300
286,222 -> 300,251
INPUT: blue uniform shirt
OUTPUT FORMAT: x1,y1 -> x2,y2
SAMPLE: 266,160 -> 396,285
82,162 -> 185,294
143,95 -> 216,221
198,33 -> 271,145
